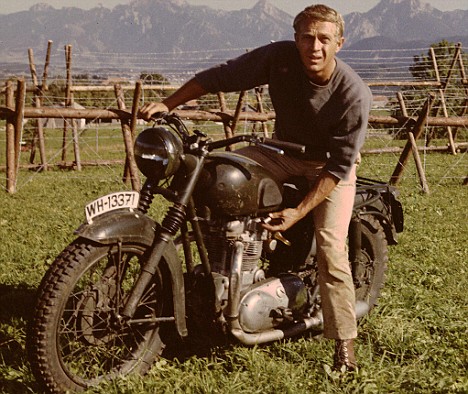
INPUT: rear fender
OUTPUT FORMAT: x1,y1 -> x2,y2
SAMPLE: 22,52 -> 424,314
75,210 -> 188,338
354,184 -> 404,245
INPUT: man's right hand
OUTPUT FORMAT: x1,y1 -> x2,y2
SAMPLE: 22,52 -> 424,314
138,78 -> 207,121
138,102 -> 170,121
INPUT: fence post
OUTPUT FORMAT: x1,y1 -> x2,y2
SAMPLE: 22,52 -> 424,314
28,47 -> 48,170
5,81 -> 16,193
429,47 -> 441,84
390,94 -> 434,186
63,45 -> 82,171
62,45 -> 72,163
436,43 -> 462,155
454,45 -> 468,140
396,91 -> 408,118
217,90 -> 246,151
114,84 -> 141,191
129,81 -> 142,190
437,89 -> 457,155
230,90 -> 246,135
396,92 -> 430,193
14,79 -> 26,169
42,40 -> 53,91
408,131 -> 430,194
217,92 -> 234,144
254,87 -> 269,137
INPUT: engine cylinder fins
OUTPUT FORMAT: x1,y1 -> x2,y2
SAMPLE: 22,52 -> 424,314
205,234 -> 263,274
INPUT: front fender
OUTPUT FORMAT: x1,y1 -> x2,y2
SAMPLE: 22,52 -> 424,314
75,210 -> 188,338
75,210 -> 156,245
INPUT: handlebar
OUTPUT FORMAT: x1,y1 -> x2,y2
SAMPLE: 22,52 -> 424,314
150,112 -> 306,157
206,135 -> 306,156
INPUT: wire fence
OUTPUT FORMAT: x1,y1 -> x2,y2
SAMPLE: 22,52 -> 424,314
0,43 -> 467,193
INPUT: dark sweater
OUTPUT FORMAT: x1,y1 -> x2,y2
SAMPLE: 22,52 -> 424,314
195,41 -> 372,180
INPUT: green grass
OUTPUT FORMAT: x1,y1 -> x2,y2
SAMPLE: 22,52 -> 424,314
0,147 -> 467,393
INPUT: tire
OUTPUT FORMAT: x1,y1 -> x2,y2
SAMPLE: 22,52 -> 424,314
28,238 -> 174,393
351,215 -> 388,311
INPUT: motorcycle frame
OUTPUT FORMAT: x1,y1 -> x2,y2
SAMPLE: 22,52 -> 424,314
75,114 -> 403,344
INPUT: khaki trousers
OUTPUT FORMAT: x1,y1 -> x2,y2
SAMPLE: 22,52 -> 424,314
237,146 -> 357,339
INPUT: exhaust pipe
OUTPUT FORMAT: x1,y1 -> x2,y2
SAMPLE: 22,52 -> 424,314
230,300 -> 369,346
229,314 -> 323,346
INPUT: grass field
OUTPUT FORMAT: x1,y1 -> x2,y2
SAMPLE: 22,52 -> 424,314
0,134 -> 467,393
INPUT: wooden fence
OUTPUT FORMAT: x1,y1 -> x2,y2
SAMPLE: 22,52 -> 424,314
1,42 -> 467,194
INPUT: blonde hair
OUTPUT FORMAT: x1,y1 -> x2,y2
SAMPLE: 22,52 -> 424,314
293,4 -> 344,39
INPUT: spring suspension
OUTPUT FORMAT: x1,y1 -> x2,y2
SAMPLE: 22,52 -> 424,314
162,203 -> 186,235
137,181 -> 157,214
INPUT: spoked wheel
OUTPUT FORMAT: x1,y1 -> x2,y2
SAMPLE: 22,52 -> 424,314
351,216 -> 389,310
28,239 -> 174,393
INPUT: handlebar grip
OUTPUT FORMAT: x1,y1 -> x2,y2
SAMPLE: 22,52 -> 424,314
262,138 -> 306,153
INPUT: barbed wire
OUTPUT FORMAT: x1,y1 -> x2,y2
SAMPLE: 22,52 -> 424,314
6,44 -> 458,85
1,44 -> 466,192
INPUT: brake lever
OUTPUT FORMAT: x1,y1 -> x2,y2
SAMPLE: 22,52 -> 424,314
273,232 -> 291,246
261,217 -> 291,246
149,112 -> 169,125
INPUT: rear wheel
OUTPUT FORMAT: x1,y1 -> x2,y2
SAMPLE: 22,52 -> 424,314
351,216 -> 388,310
28,239 -> 174,393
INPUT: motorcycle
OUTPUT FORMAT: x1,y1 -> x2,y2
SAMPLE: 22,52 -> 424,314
28,113 -> 404,393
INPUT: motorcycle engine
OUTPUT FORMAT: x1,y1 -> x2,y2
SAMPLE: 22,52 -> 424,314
204,218 -> 309,333
204,218 -> 267,290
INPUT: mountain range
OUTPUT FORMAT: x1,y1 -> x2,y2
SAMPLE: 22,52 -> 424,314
0,0 -> 467,78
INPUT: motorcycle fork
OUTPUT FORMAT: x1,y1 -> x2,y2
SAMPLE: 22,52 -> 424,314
348,214 -> 363,287
185,200 -> 211,276
121,155 -> 207,319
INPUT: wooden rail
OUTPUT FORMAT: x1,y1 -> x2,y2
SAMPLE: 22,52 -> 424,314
1,107 -> 467,127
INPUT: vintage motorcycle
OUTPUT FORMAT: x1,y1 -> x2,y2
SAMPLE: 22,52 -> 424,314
28,113 -> 403,393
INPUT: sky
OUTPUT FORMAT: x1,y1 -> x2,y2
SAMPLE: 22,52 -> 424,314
2,0 -> 467,16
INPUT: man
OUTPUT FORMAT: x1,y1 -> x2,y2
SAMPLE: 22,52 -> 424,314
140,4 -> 372,372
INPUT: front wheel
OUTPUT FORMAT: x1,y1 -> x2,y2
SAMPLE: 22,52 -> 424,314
28,239 -> 174,393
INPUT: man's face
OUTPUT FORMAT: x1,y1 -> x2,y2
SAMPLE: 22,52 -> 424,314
294,19 -> 344,84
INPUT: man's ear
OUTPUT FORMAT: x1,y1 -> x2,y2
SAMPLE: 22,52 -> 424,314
336,37 -> 345,53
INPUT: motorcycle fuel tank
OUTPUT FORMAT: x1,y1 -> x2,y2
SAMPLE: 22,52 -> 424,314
194,152 -> 283,217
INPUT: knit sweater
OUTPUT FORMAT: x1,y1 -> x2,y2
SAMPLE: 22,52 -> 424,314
195,41 -> 372,180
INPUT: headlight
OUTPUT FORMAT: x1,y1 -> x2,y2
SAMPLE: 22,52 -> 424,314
134,126 -> 182,179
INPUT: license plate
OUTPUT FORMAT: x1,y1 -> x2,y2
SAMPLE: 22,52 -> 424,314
85,191 -> 139,223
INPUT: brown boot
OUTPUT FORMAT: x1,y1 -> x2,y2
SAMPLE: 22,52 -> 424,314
333,339 -> 358,372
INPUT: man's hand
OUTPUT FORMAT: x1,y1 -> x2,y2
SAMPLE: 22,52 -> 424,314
262,207 -> 305,232
138,102 -> 169,121
138,78 -> 208,121
262,171 -> 340,233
